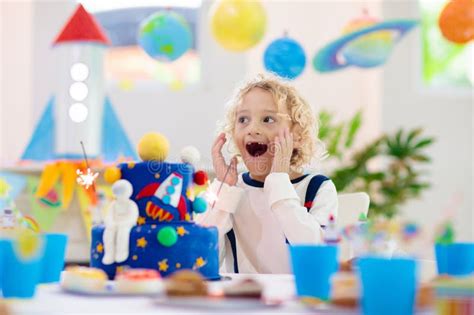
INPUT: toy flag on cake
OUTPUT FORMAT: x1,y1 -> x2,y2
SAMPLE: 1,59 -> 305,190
21,4 -> 136,162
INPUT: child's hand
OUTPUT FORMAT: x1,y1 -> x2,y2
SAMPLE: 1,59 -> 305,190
212,133 -> 238,186
271,127 -> 293,174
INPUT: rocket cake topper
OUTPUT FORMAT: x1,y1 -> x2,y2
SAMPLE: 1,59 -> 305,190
21,4 -> 136,162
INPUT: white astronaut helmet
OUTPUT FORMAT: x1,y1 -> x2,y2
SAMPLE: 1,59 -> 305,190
112,179 -> 133,200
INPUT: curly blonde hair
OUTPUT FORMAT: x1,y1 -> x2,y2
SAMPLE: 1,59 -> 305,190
221,74 -> 326,169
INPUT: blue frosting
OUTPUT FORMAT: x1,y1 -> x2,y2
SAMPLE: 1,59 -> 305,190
91,223 -> 219,279
90,161 -> 219,279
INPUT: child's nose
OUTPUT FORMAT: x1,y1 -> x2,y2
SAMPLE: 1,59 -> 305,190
247,123 -> 261,135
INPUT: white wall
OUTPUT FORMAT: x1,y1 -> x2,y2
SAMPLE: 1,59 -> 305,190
382,1 -> 473,246
29,0 -> 246,169
0,1 -> 33,165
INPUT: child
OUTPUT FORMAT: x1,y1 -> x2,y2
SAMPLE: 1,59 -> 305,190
196,74 -> 338,274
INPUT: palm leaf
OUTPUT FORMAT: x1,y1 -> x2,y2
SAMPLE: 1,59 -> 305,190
406,128 -> 423,146
395,129 -> 403,147
327,124 -> 343,157
318,111 -> 332,140
411,154 -> 431,162
345,111 -> 362,148
413,138 -> 434,150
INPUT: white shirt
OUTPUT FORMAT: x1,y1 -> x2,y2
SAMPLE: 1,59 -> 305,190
196,172 -> 338,274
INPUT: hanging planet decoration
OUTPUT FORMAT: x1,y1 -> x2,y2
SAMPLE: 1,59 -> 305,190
264,36 -> 306,80
210,0 -> 267,51
340,13 -> 394,68
157,226 -> 178,247
193,196 -> 208,213
138,11 -> 192,62
313,10 -> 418,72
438,0 -> 474,44
104,166 -> 121,184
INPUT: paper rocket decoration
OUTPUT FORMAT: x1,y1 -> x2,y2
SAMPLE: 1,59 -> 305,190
21,4 -> 136,162
53,4 -> 110,45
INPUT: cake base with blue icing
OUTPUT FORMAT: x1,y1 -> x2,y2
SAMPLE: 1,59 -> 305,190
91,222 -> 219,280
91,133 -> 218,281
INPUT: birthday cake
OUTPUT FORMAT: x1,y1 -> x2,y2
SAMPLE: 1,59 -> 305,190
90,133 -> 219,280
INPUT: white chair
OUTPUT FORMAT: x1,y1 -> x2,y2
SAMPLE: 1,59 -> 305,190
337,192 -> 370,260
337,192 -> 370,227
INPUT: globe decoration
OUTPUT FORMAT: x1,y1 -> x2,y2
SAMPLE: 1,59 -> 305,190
264,37 -> 306,80
138,11 -> 192,62
157,226 -> 178,247
210,0 -> 266,51
313,10 -> 418,72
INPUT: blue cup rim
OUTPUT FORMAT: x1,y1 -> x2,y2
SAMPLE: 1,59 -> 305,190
435,242 -> 474,247
289,244 -> 338,249
42,233 -> 68,238
358,255 -> 417,262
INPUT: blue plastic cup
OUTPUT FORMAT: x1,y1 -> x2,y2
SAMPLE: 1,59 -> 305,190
40,233 -> 68,283
289,244 -> 338,300
358,256 -> 417,315
0,239 -> 5,292
435,242 -> 474,276
2,236 -> 45,298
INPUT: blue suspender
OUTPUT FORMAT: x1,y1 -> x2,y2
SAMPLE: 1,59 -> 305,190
304,175 -> 330,211
227,175 -> 330,272
226,229 -> 239,273
285,175 -> 329,244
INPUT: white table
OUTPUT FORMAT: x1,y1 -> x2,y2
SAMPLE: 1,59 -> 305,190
4,273 -> 434,315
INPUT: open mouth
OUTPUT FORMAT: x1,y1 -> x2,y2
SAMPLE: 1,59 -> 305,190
245,142 -> 268,157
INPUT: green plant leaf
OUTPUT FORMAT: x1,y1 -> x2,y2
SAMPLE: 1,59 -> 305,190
411,154 -> 431,162
361,172 -> 385,181
395,129 -> 403,147
345,111 -> 362,148
318,111 -> 332,140
406,128 -> 423,146
413,138 -> 434,150
327,124 -> 343,157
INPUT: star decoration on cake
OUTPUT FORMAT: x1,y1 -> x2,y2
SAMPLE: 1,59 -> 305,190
176,263 -> 181,268
76,168 -> 98,189
176,226 -> 189,237
137,216 -> 146,225
127,162 -> 135,169
158,259 -> 169,272
137,237 -> 148,248
186,188 -> 195,199
96,243 -> 104,253
194,257 -> 206,269
132,255 -> 138,261
116,266 -> 126,274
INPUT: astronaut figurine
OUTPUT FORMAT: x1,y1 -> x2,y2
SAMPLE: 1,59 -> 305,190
102,180 -> 139,265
